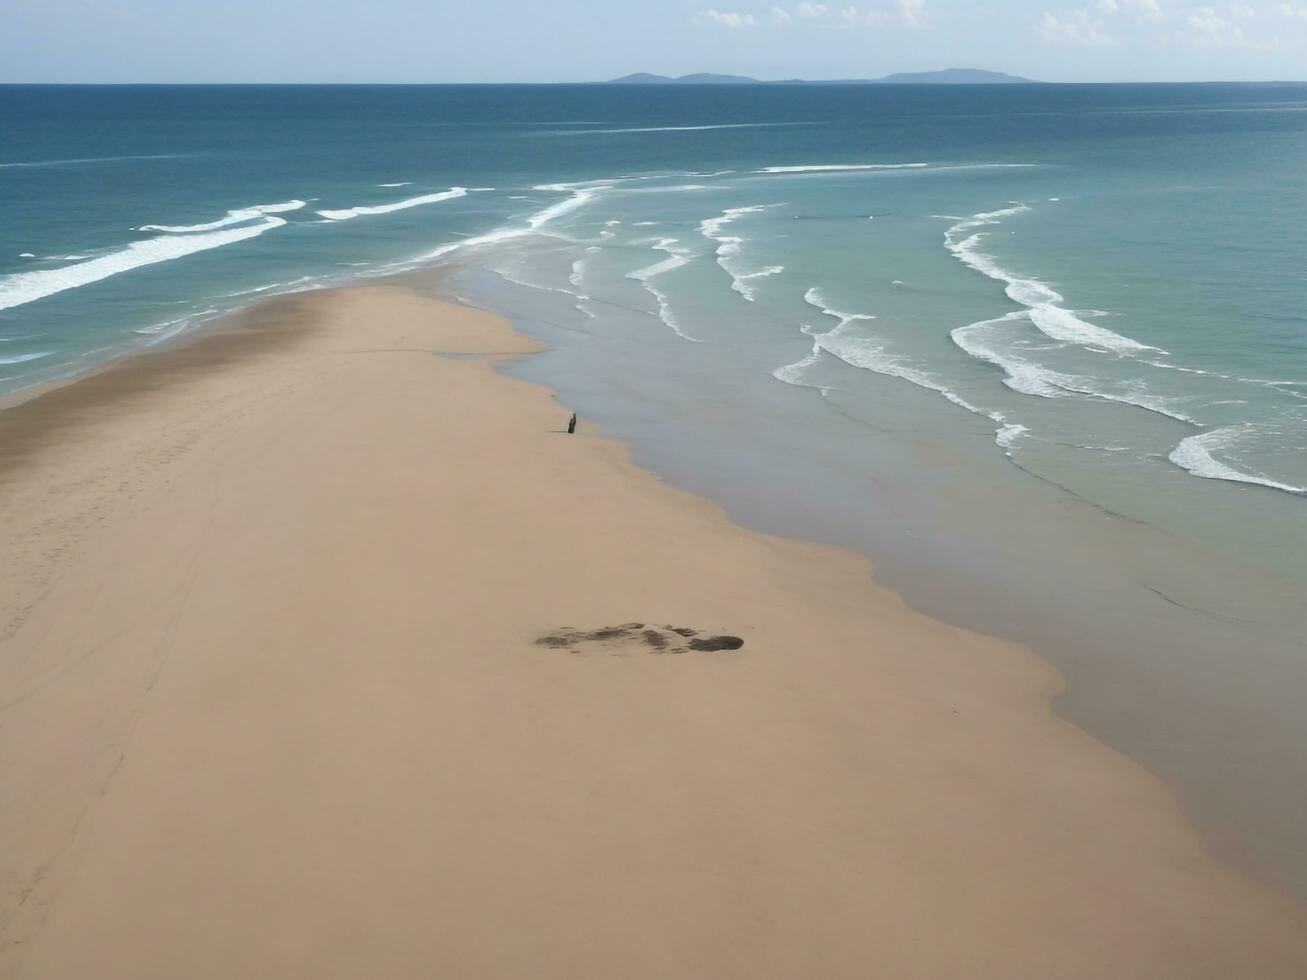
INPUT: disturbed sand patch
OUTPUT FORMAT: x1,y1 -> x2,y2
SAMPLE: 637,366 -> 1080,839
535,623 -> 745,656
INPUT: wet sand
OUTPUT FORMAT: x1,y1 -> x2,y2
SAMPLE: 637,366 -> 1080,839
2,284 -> 1305,979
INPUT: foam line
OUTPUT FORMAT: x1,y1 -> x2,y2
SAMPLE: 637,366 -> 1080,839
318,187 -> 474,221
814,322 -> 986,415
626,239 -> 699,342
140,200 -> 305,234
952,313 -> 1201,423
699,205 -> 784,301
758,163 -> 930,173
944,204 -> 1160,354
542,122 -> 815,136
0,216 -> 287,313
1169,428 -> 1306,495
802,287 -> 876,328
772,336 -> 829,392
951,313 -> 1072,398
528,181 -> 617,229
0,153 -> 186,169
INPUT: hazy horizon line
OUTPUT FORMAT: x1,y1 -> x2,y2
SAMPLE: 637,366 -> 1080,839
2,78 -> 1306,86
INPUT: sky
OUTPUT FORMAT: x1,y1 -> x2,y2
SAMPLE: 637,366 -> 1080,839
2,0 -> 1307,83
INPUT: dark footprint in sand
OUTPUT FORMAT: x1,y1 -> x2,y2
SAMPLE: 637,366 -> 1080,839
534,623 -> 744,657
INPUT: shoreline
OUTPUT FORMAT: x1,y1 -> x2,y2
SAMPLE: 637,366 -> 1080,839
446,261 -> 1307,899
2,281 -> 1305,976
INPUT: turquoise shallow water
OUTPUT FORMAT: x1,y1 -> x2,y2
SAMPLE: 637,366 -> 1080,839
3,84 -> 1304,495
3,82 -> 1307,890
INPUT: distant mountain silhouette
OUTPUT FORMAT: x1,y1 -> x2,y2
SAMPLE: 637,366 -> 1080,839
870,69 -> 1032,84
606,69 -> 1034,85
607,72 -> 760,85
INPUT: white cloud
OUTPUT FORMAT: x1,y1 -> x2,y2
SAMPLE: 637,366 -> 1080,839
838,4 -> 891,26
692,9 -> 759,27
1096,0 -> 1164,19
1228,2 -> 1256,16
827,0 -> 927,28
895,0 -> 929,27
1134,0 -> 1164,20
1185,4 -> 1275,44
1278,1 -> 1307,16
697,2 -> 918,30
1187,5 -> 1234,35
1038,9 -> 1119,43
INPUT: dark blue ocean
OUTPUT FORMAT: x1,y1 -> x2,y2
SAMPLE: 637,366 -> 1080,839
3,82 -> 1307,891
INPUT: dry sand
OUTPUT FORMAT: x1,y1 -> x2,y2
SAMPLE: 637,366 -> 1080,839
1,284 -> 1305,979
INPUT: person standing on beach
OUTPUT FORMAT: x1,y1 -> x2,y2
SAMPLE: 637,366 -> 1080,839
567,413 -> 577,434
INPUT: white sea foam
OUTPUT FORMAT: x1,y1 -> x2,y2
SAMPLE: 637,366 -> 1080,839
416,225 -> 531,263
952,313 -> 1075,398
18,253 -> 35,259
569,254 -> 598,318
402,180 -> 614,274
772,335 -> 828,391
624,183 -> 712,194
629,250 -> 690,281
814,322 -> 985,415
952,313 -> 1200,423
217,275 -> 322,300
528,181 -> 617,229
944,205 -> 1160,354
487,258 -> 581,298
802,287 -> 876,328
756,162 -> 1032,179
1140,358 -> 1228,378
943,206 -> 1279,429
0,216 -> 288,313
317,187 -> 474,221
777,309 -> 1028,456
133,307 -> 220,338
626,239 -> 698,342
542,122 -> 815,136
796,286 -> 988,414
140,200 -> 305,234
699,205 -> 785,301
0,153 -> 186,169
378,182 -> 412,187
1259,380 -> 1307,401
730,265 -> 784,301
995,422 -> 1030,451
641,280 -> 697,341
758,163 -> 930,174
1169,427 -> 1306,495
0,351 -> 53,365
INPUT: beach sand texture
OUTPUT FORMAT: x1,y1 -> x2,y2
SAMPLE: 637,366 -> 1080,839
1,285 -> 1304,979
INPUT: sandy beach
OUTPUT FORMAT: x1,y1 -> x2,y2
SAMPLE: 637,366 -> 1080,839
1,283 -> 1305,979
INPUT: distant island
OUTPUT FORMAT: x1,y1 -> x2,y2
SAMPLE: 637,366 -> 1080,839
607,69 -> 1034,85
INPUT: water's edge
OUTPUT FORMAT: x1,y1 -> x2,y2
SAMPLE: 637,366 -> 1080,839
4,267 -> 1304,907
